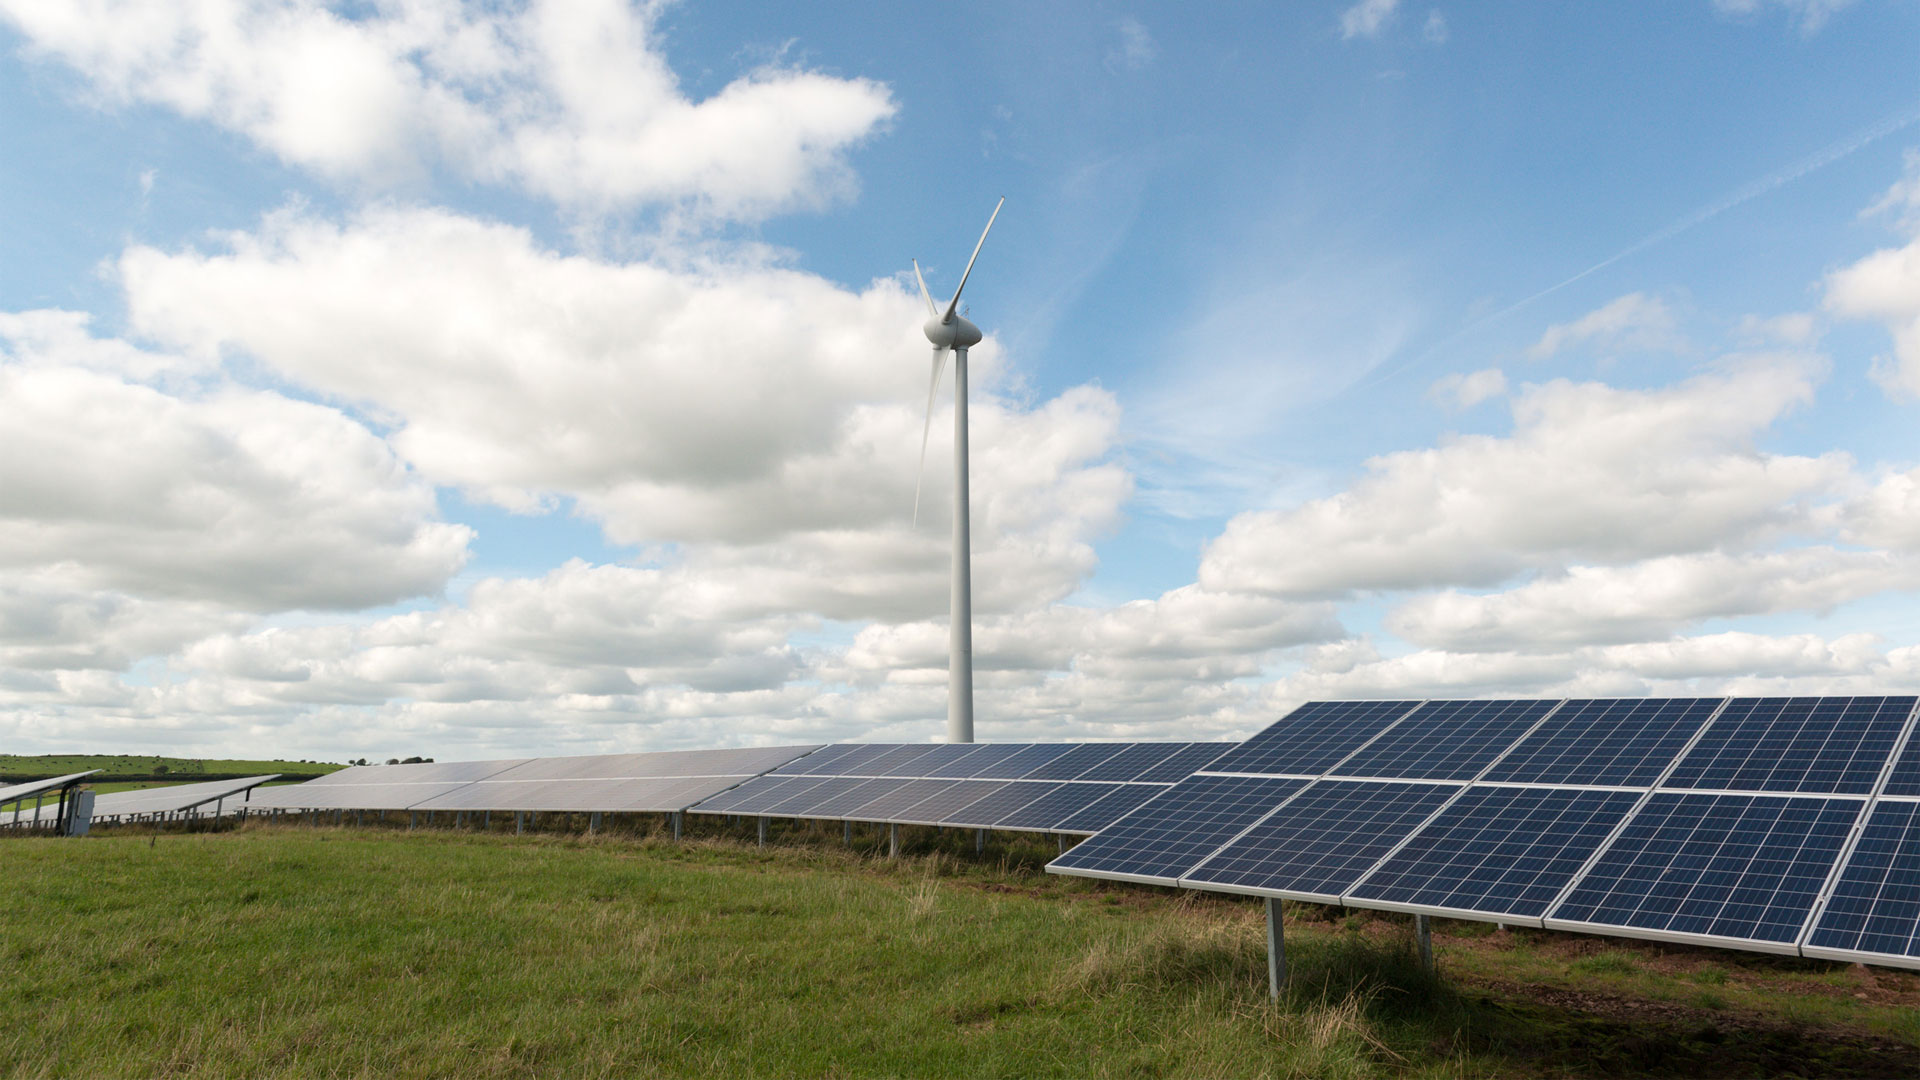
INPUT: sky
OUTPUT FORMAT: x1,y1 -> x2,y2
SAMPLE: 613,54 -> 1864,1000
3,0 -> 1920,762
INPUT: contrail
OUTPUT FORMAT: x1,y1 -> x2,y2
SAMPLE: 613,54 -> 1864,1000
1357,102 -> 1920,391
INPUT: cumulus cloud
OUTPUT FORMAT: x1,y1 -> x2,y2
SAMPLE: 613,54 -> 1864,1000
1200,356 -> 1843,598
0,326 -> 470,611
1828,160 -> 1920,397
1340,0 -> 1401,39
1429,367 -> 1506,409
0,0 -> 895,219
1527,292 -> 1679,360
1106,16 -> 1157,72
1388,549 -> 1920,651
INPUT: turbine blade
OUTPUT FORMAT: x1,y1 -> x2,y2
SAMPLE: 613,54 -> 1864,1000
912,259 -> 936,317
941,196 -> 1003,324
913,345 -> 951,525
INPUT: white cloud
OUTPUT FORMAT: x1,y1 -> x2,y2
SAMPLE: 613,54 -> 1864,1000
1388,549 -> 1920,651
1863,149 -> 1920,236
1826,233 -> 1920,398
0,332 -> 470,611
1422,10 -> 1449,44
1711,0 -> 1858,34
1527,292 -> 1679,360
1340,0 -> 1401,40
1200,356 -> 1843,598
1429,367 -> 1506,409
0,0 -> 895,219
1107,16 -> 1157,72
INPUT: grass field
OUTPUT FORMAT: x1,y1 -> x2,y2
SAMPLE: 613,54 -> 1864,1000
4,822 -> 1917,1078
0,754 -> 344,784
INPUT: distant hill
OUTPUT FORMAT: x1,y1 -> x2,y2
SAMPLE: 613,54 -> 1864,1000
0,754 -> 346,785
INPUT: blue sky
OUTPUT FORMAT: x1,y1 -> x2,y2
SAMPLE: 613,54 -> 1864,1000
2,0 -> 1919,761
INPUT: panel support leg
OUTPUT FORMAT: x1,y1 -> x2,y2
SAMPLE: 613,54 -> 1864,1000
975,828 -> 985,854
757,817 -> 767,846
589,811 -> 600,834
843,820 -> 852,846
889,822 -> 899,859
408,812 -> 416,831
1057,833 -> 1065,854
1414,914 -> 1434,973
1266,898 -> 1287,1000
515,811 -> 524,835
671,812 -> 682,841
484,810 -> 491,830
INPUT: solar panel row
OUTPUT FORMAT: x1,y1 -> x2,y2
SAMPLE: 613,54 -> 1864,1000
684,742 -> 1235,835
1049,696 -> 1920,971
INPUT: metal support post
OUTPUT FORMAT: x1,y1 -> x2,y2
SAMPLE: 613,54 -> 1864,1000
975,828 -> 985,854
515,812 -> 524,835
671,812 -> 682,841
757,817 -> 768,846
484,810 -> 491,830
889,822 -> 899,858
1414,914 -> 1434,972
843,820 -> 852,846
1266,898 -> 1287,999
427,811 -> 435,827
356,810 -> 363,827
408,812 -> 416,830
589,811 -> 600,834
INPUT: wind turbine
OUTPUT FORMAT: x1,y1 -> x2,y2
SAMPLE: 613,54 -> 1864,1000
913,197 -> 1002,745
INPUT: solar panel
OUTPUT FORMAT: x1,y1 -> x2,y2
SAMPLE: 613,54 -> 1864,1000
921,744 -> 1023,778
798,777 -> 914,817
1347,785 -> 1643,920
1802,799 -> 1920,967
1547,792 -> 1865,948
1055,783 -> 1168,834
1133,743 -> 1234,783
940,781 -> 1058,826
1484,698 -> 1722,787
1663,697 -> 1914,795
1875,716 -> 1920,798
1329,699 -> 1558,781
1204,700 -> 1420,777
1183,780 -> 1458,901
993,782 -> 1124,831
1048,774 -> 1309,884
857,745 -> 947,776
788,744 -> 900,776
903,780 -> 1010,825
776,743 -> 864,775
0,771 -> 102,807
1073,743 -> 1186,782
843,779 -> 958,822
989,743 -> 1080,778
247,780 -> 477,811
684,776 -> 826,815
82,775 -> 281,820
1021,743 -> 1131,780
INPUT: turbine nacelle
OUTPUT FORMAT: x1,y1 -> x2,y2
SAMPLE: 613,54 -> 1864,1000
922,313 -> 982,350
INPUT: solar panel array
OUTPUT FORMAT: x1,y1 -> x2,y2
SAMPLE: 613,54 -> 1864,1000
686,742 -> 1235,835
246,746 -> 821,814
7,774 -> 282,826
1049,696 -> 1920,970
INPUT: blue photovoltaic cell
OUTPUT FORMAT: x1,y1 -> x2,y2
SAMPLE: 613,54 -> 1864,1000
994,782 -> 1122,830
1056,784 -> 1165,834
795,744 -> 901,776
1806,801 -> 1920,959
799,778 -> 911,818
1073,743 -> 1184,782
1876,712 -> 1920,798
902,780 -> 1010,824
777,744 -> 863,775
1022,744 -> 1131,780
1206,701 -> 1420,777
1348,786 -> 1642,918
893,745 -> 979,774
1185,780 -> 1457,899
1664,697 -> 1914,795
844,779 -> 958,821
685,775 -> 795,814
1485,698 -> 1721,787
941,781 -> 1058,828
761,777 -> 867,815
1550,792 -> 1863,944
1048,775 -> 1309,882
923,744 -> 1027,779
856,745 -> 947,776
1330,699 -> 1558,781
1133,743 -> 1234,784
729,776 -> 839,814
988,744 -> 1079,779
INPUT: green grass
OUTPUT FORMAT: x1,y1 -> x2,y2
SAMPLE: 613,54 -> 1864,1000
0,755 -> 344,785
3,823 -> 1917,1078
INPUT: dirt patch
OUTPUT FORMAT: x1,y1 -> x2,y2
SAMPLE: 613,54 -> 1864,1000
1466,980 -> 1918,1078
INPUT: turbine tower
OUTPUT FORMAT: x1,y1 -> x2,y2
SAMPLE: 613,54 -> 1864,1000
913,197 -> 1002,744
